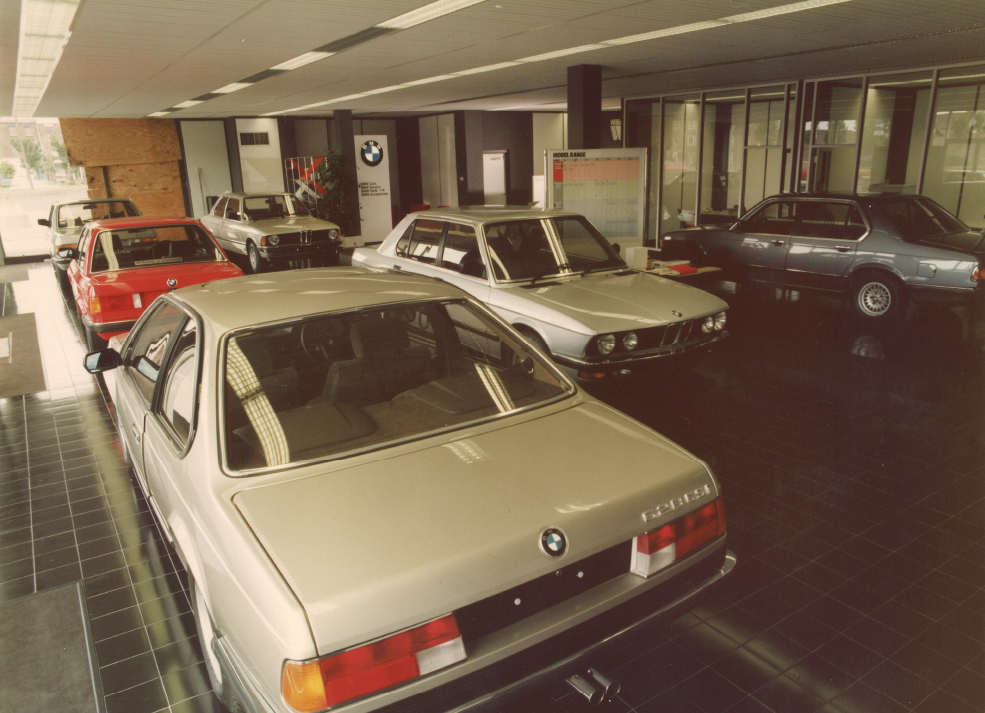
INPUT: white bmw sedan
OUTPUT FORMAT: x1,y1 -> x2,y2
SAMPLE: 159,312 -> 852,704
85,267 -> 734,713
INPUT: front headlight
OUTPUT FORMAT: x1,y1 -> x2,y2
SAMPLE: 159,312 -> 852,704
714,311 -> 727,331
597,334 -> 616,355
268,235 -> 280,246
623,332 -> 638,350
329,229 -> 339,240
702,316 -> 714,333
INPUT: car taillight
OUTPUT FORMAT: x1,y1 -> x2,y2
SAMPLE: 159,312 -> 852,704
282,614 -> 466,712
973,265 -> 980,282
631,498 -> 725,578
90,294 -> 131,314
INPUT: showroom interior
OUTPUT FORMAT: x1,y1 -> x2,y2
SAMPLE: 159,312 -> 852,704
1,1 -> 984,713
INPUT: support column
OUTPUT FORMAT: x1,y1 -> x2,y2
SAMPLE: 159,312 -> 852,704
331,109 -> 361,238
454,111 -> 484,206
223,119 -> 244,193
567,64 -> 602,150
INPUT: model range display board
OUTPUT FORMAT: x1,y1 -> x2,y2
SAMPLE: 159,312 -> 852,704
546,148 -> 647,251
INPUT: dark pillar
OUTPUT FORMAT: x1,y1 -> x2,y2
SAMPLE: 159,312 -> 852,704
395,117 -> 423,217
885,90 -> 917,186
278,117 -> 298,163
223,118 -> 244,193
331,110 -> 361,237
568,64 -> 602,150
454,111 -> 485,206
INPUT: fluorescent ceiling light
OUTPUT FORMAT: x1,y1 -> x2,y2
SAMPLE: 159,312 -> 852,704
376,0 -> 486,30
518,45 -> 609,63
452,62 -> 521,76
401,75 -> 457,87
723,0 -> 853,23
213,82 -> 253,94
601,20 -> 727,46
174,100 -> 203,108
271,51 -> 334,71
13,0 -> 83,116
148,111 -> 172,117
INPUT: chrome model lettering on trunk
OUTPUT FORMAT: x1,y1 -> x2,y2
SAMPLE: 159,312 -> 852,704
642,483 -> 712,523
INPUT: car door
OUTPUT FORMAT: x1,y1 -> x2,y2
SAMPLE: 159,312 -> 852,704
114,301 -> 189,492
783,200 -> 866,290
726,200 -> 794,279
68,227 -> 92,313
200,197 -> 229,248
221,197 -> 249,255
142,315 -> 199,527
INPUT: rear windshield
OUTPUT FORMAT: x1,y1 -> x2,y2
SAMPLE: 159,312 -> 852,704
58,201 -> 139,229
880,197 -> 967,240
222,299 -> 571,472
90,224 -> 223,273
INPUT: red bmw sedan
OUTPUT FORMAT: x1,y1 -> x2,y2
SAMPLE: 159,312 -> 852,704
64,216 -> 244,350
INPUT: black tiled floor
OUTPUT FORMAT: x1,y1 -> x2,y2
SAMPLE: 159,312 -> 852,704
0,263 -> 982,713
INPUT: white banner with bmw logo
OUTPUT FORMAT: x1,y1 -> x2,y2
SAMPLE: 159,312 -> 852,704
354,135 -> 392,244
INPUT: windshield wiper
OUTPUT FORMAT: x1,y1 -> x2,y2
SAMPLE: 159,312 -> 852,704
580,260 -> 626,275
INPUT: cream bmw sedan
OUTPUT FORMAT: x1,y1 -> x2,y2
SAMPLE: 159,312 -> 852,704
84,268 -> 735,713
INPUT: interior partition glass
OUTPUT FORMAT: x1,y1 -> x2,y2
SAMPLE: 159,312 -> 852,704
858,71 -> 932,194
661,96 -> 701,237
744,85 -> 787,211
700,91 -> 745,226
810,79 -> 862,192
922,65 -> 985,228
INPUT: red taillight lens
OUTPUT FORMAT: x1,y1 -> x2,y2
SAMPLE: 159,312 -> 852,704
282,614 -> 466,712
91,294 -> 131,314
632,498 -> 725,578
973,265 -> 980,282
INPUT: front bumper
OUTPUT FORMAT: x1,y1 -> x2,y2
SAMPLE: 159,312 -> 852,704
259,241 -> 341,262
558,331 -> 729,380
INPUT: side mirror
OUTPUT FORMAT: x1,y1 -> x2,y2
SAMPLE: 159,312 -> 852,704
612,243 -> 622,255
56,246 -> 78,260
83,348 -> 122,374
38,218 -> 50,227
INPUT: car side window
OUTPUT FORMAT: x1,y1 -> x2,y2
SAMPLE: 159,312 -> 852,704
438,224 -> 484,278
225,198 -> 241,221
793,202 -> 867,240
213,197 -> 228,217
394,222 -> 414,256
405,220 -> 444,265
736,202 -> 796,235
125,302 -> 187,404
158,321 -> 198,445
77,228 -> 90,265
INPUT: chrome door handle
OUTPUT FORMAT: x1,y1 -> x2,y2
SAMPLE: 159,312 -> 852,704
835,246 -> 851,252
131,424 -> 141,443
772,240 -> 785,246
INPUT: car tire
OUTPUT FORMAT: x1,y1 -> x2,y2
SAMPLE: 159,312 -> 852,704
851,273 -> 903,320
85,329 -> 107,352
191,581 -> 228,705
247,242 -> 264,274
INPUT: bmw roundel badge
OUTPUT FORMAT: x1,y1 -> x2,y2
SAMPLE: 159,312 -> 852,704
540,528 -> 567,557
360,140 -> 384,167
167,278 -> 177,288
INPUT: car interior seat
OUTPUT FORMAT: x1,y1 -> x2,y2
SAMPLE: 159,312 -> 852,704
322,319 -> 432,406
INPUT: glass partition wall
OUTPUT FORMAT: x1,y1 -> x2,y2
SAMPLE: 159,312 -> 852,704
626,62 -> 985,245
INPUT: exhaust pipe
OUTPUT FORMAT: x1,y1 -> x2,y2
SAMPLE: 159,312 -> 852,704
587,668 -> 621,697
566,674 -> 603,706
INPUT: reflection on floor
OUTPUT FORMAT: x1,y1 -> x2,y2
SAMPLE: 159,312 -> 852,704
0,266 -> 982,713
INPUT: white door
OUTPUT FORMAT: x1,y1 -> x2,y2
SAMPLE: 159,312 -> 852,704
483,152 -> 507,206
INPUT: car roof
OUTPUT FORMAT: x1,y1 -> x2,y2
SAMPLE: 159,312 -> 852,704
764,192 -> 933,203
410,206 -> 583,223
86,216 -> 203,231
220,191 -> 293,198
54,197 -> 135,207
171,267 -> 468,334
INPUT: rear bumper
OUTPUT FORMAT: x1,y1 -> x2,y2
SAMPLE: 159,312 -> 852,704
81,314 -> 136,336
906,283 -> 982,307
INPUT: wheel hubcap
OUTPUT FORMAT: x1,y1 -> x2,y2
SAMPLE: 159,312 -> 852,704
858,282 -> 891,316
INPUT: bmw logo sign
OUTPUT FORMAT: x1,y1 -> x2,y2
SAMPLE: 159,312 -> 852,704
540,528 -> 567,558
167,278 -> 177,288
360,140 -> 384,167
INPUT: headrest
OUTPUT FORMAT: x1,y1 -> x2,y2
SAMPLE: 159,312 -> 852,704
350,319 -> 409,359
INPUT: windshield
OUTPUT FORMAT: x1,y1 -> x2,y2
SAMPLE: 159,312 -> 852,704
89,224 -> 223,273
880,197 -> 968,240
57,201 -> 139,230
483,216 -> 624,281
223,300 -> 570,472
242,195 -> 311,220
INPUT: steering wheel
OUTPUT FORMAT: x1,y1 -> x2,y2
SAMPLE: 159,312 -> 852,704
300,320 -> 340,362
